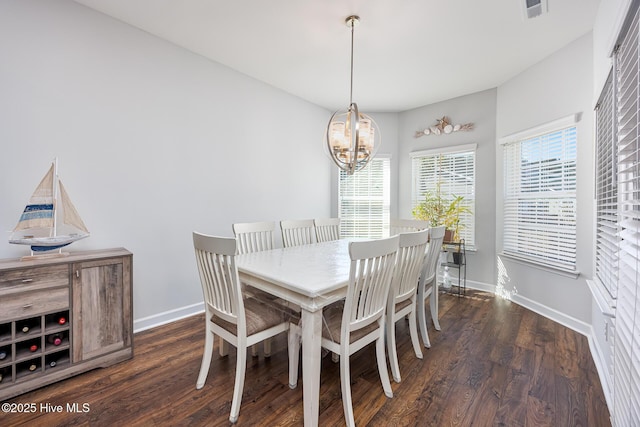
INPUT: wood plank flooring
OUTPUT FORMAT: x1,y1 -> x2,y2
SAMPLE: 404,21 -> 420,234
2,290 -> 610,426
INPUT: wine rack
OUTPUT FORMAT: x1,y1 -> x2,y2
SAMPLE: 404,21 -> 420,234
0,248 -> 133,401
0,310 -> 71,386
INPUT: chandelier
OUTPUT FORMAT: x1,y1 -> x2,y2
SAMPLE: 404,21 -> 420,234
325,15 -> 381,175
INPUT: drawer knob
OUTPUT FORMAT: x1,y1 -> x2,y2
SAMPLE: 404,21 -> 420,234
21,278 -> 34,283
22,303 -> 33,309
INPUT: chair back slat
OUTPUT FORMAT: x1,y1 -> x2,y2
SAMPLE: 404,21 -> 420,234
233,221 -> 276,254
281,219 -> 316,247
346,236 -> 399,332
421,226 -> 446,285
193,232 -> 242,325
391,229 -> 430,304
314,218 -> 340,242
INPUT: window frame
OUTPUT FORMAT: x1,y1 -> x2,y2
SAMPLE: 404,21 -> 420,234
498,114 -> 579,275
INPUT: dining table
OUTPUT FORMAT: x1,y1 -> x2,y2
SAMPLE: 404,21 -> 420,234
235,239 -> 353,427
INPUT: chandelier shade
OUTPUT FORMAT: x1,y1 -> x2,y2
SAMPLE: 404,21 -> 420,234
325,15 -> 381,175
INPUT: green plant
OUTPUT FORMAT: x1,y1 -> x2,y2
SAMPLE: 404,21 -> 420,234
411,185 -> 471,242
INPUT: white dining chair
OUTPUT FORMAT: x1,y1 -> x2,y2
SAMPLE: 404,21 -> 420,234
193,232 -> 298,424
280,219 -> 316,247
290,235 -> 399,427
232,221 -> 276,254
389,218 -> 430,236
314,218 -> 340,242
386,229 -> 429,383
232,221 -> 281,356
417,225 -> 446,348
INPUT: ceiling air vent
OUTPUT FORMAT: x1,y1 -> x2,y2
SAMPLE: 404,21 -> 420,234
523,0 -> 548,19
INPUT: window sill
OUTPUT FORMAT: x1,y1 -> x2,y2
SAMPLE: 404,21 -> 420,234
586,279 -> 616,318
498,252 -> 580,279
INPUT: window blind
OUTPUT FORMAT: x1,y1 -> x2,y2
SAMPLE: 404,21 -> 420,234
595,70 -> 619,300
411,145 -> 476,247
613,5 -> 640,425
502,126 -> 577,271
338,157 -> 390,239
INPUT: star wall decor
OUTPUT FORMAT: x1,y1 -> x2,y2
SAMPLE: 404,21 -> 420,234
414,116 -> 474,137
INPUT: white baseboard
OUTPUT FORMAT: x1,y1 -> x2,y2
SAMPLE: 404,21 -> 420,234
510,293 -> 591,337
133,302 -> 204,333
587,326 -> 614,413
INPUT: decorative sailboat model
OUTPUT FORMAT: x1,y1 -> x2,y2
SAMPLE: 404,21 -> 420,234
9,158 -> 89,258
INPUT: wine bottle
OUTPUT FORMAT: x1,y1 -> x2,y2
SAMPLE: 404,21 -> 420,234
29,344 -> 38,352
58,316 -> 66,325
22,324 -> 30,333
28,364 -> 37,371
47,333 -> 63,346
0,372 -> 3,382
49,359 -> 57,368
0,350 -> 7,360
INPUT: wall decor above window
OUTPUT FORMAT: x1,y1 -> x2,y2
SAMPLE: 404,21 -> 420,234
414,116 -> 474,137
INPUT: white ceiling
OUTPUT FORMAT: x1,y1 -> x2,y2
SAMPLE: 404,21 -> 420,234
73,0 -> 600,112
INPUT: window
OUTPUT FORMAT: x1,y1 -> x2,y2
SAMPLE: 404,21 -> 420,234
338,156 -> 390,239
411,144 -> 476,247
612,6 -> 640,425
595,70 -> 618,299
501,117 -> 577,271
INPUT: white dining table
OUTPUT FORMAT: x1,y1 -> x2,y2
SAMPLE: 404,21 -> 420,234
235,239 -> 353,427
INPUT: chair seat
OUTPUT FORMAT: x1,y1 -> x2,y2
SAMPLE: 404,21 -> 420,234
213,298 -> 298,336
395,297 -> 413,313
322,302 -> 380,345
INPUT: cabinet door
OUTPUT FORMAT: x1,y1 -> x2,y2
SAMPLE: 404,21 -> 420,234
72,257 -> 132,362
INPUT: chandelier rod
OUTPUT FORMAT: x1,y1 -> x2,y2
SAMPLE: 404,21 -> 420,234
347,15 -> 360,105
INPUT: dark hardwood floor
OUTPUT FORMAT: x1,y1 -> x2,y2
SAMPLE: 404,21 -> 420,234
2,289 -> 610,426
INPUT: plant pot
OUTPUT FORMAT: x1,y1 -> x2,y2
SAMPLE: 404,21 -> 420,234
452,252 -> 463,265
443,229 -> 455,243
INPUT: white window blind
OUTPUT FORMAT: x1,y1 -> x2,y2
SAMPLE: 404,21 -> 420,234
502,125 -> 577,271
613,5 -> 640,425
411,145 -> 476,247
338,157 -> 390,239
595,70 -> 619,300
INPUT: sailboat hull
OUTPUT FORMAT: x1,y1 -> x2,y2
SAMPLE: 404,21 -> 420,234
9,233 -> 89,252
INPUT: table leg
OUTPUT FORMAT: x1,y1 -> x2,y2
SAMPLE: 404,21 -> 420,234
301,308 -> 322,427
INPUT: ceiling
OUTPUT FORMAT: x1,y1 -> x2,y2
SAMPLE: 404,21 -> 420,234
72,0 -> 601,112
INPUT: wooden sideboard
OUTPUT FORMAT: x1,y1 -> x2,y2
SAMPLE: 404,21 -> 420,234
0,248 -> 133,401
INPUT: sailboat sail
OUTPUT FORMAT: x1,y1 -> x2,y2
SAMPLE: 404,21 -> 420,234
59,180 -> 89,234
13,165 -> 55,233
9,160 -> 89,252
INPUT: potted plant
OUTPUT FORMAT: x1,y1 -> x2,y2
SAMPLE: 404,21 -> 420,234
411,183 -> 471,264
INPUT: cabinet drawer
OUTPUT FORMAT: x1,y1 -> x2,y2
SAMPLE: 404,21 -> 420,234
0,265 -> 69,296
0,287 -> 69,322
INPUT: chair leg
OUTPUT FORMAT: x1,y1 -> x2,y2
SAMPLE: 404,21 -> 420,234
288,323 -> 301,389
251,344 -> 258,357
417,287 -> 431,348
219,336 -> 229,357
408,306 -> 423,360
376,329 -> 393,398
264,338 -> 272,357
196,329 -> 214,389
229,339 -> 248,424
387,314 -> 401,383
340,346 -> 356,427
430,283 -> 441,331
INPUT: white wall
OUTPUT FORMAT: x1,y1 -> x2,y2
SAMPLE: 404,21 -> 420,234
398,89 -> 497,288
0,0 -> 331,328
496,33 -> 594,328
